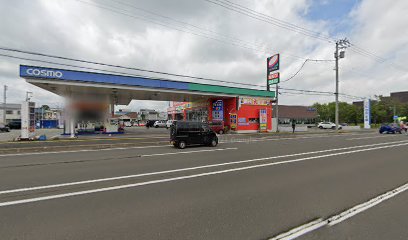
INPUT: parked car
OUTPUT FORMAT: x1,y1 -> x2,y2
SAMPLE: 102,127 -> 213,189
379,123 -> 402,134
145,120 -> 158,128
124,121 -> 132,127
153,120 -> 167,128
0,124 -> 10,132
170,121 -> 218,149
209,120 -> 225,134
6,121 -> 21,129
166,120 -> 176,129
317,122 -> 342,130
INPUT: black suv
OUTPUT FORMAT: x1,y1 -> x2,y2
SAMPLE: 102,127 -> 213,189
170,121 -> 218,149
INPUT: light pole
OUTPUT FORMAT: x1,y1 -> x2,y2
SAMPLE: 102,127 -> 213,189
334,38 -> 350,131
3,85 -> 7,124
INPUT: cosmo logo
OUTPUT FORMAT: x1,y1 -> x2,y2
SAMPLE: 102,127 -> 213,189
26,68 -> 63,78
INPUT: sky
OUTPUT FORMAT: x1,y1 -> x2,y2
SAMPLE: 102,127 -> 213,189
0,0 -> 407,111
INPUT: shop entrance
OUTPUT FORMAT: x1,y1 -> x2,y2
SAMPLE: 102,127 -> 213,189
186,108 -> 208,122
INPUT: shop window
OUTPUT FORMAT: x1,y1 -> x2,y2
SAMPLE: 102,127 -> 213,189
6,110 -> 13,114
248,118 -> 259,124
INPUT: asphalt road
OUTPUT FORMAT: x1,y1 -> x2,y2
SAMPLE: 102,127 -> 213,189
0,131 -> 407,240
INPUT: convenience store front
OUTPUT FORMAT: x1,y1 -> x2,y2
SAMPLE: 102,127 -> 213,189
168,96 -> 273,133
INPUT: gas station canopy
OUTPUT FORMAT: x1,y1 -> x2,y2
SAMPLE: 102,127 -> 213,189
20,65 -> 275,104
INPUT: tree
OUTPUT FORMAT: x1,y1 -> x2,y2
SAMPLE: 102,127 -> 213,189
41,105 -> 50,110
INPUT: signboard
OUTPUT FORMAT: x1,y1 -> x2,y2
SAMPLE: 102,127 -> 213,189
364,99 -> 371,129
393,115 -> 399,120
267,54 -> 279,72
259,109 -> 267,132
212,100 -> 224,121
268,72 -> 280,85
240,97 -> 272,106
238,117 -> 249,126
267,54 -> 280,89
230,114 -> 237,129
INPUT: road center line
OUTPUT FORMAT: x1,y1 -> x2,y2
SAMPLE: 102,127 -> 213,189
1,140 -> 406,195
0,141 -> 407,207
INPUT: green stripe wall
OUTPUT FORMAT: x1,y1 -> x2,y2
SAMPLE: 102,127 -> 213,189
188,83 -> 275,98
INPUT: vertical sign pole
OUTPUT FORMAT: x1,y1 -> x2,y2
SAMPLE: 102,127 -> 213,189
335,42 -> 340,132
275,83 -> 279,132
3,85 -> 7,124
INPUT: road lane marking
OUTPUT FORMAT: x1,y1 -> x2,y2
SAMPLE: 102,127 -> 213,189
327,182 -> 408,226
1,140 -> 405,195
0,148 -> 238,168
0,141 -> 407,207
268,182 -> 408,240
0,132 -> 375,157
139,148 -> 237,157
0,145 -> 171,157
347,135 -> 400,140
268,219 -> 326,240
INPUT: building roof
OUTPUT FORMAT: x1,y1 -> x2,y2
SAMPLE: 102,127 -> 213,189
278,105 -> 318,119
20,65 -> 276,104
0,103 -> 21,110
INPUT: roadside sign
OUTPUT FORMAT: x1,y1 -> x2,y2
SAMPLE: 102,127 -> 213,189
230,113 -> 237,129
393,115 -> 399,120
259,109 -> 267,132
268,72 -> 280,85
267,54 -> 279,72
267,54 -> 280,90
364,99 -> 371,129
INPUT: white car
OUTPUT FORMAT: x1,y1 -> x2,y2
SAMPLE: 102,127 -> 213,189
166,120 -> 176,129
317,122 -> 342,130
153,120 -> 167,128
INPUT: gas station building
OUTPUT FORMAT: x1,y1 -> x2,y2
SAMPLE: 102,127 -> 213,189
20,65 -> 275,134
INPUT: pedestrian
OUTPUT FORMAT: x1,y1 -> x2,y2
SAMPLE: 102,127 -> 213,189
291,120 -> 296,133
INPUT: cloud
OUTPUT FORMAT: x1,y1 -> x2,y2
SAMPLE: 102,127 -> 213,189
0,0 -> 407,111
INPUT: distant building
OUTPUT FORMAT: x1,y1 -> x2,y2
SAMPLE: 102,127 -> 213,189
139,109 -> 166,120
390,91 -> 408,103
353,91 -> 408,106
277,105 -> 318,125
0,103 -> 21,124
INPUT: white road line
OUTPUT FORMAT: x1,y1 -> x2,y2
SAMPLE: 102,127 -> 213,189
139,147 -> 237,157
1,140 -> 405,195
268,182 -> 408,240
0,145 -> 171,157
268,219 -> 326,240
347,135 -> 399,140
0,132 -> 374,157
327,182 -> 408,226
0,141 -> 407,207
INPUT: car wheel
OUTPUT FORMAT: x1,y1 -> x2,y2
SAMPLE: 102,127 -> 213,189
219,130 -> 223,134
178,141 -> 186,149
318,126 -> 323,129
210,138 -> 218,147
331,126 -> 335,130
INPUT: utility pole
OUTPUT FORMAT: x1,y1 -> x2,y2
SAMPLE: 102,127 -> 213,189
275,84 -> 279,132
3,85 -> 7,124
334,38 -> 350,132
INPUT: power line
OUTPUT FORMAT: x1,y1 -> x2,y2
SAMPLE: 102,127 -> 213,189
203,0 -> 335,43
203,0 -> 408,73
77,0 -> 309,61
0,46 -> 265,88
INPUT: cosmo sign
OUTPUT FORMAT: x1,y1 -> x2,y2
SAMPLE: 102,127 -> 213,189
25,68 -> 63,78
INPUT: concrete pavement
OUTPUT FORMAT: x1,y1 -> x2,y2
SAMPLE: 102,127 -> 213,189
0,131 -> 407,239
